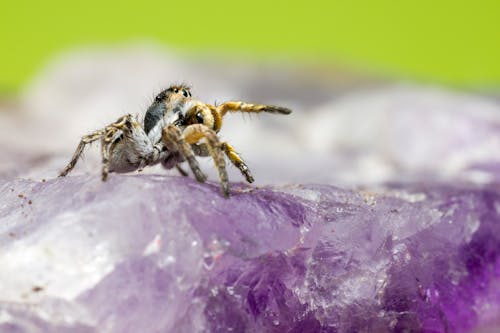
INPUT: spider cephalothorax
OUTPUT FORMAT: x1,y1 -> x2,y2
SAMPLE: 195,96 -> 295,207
144,85 -> 191,137
59,84 -> 291,197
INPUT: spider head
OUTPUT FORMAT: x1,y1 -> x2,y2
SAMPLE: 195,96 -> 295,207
155,85 -> 192,102
144,85 -> 192,134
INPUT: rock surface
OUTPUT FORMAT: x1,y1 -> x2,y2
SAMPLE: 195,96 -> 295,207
1,175 -> 500,332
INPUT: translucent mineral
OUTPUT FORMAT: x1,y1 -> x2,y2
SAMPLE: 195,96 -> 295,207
1,176 -> 499,332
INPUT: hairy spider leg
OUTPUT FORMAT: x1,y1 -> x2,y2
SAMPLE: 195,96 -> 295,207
59,130 -> 104,177
175,164 -> 189,177
215,101 -> 292,118
162,125 -> 207,183
181,124 -> 229,197
221,142 -> 254,183
101,127 -> 123,181
193,142 -> 254,184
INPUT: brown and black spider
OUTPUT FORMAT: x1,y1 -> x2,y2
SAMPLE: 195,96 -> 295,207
59,84 -> 291,197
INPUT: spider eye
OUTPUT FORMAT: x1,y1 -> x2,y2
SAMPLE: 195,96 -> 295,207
196,112 -> 204,124
155,92 -> 165,102
173,88 -> 178,93
182,89 -> 189,97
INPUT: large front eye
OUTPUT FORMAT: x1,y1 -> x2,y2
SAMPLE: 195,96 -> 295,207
182,89 -> 189,97
196,112 -> 204,123
155,92 -> 165,102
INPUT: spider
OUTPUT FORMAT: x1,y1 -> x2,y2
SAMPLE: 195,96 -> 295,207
58,84 -> 292,197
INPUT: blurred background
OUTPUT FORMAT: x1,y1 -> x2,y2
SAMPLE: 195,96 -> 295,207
1,0 -> 500,186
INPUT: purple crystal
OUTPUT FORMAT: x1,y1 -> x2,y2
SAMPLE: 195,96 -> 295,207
1,175 -> 500,332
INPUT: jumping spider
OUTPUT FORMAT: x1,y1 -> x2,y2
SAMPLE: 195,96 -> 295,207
59,84 -> 291,197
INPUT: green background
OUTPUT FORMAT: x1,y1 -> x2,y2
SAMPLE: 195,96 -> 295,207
0,0 -> 499,91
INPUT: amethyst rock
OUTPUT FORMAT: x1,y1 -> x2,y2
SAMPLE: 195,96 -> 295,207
1,175 -> 499,332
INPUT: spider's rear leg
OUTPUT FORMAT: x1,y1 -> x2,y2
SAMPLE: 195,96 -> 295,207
101,138 -> 111,181
162,125 -> 207,183
193,142 -> 254,183
100,127 -> 123,181
101,115 -> 156,180
181,124 -> 229,197
59,130 -> 104,177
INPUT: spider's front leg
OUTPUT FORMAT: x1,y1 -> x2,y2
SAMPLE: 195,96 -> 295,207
175,164 -> 189,177
163,124 -> 230,197
162,125 -> 208,184
221,142 -> 254,183
182,124 -> 229,197
193,142 -> 254,183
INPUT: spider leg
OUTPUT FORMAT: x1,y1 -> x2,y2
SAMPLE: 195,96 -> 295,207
193,142 -> 254,183
101,137 -> 111,181
221,142 -> 254,183
181,124 -> 229,197
162,125 -> 207,183
148,142 -> 168,167
100,127 -> 123,181
59,130 -> 104,177
215,101 -> 291,117
175,164 -> 189,177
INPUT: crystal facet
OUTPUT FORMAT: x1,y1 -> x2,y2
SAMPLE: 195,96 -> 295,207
1,176 -> 500,332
